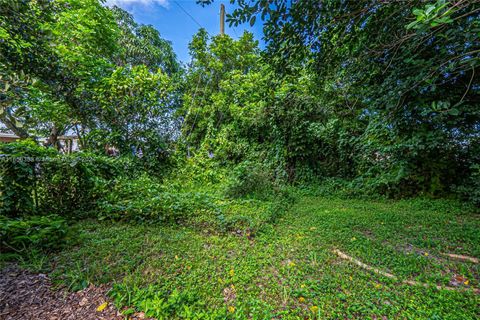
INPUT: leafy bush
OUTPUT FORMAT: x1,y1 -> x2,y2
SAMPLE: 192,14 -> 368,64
0,140 -> 56,217
224,161 -> 274,200
0,140 -> 129,218
38,153 -> 123,218
0,214 -> 67,253
170,154 -> 227,187
98,175 -> 222,223
97,174 -> 294,234
455,164 -> 480,207
265,190 -> 296,223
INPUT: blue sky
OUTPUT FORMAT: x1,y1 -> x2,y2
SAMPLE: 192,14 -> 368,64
104,0 -> 265,63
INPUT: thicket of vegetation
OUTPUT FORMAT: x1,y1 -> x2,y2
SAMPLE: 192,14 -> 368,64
2,0 -> 479,199
0,0 -> 479,319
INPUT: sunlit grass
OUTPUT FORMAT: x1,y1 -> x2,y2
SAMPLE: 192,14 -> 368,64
39,195 -> 480,319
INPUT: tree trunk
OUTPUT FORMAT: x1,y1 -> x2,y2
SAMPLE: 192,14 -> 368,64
44,126 -> 59,148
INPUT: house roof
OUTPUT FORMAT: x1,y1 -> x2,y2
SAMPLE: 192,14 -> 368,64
0,133 -> 20,138
0,133 -> 78,140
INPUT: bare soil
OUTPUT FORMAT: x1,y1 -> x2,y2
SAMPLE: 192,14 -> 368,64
0,265 -> 145,320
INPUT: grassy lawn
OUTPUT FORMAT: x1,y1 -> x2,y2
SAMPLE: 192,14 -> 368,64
35,196 -> 480,319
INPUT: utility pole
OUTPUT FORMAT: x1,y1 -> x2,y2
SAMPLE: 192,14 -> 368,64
220,3 -> 225,35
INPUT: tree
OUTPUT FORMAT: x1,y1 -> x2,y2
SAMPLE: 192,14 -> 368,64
1,0 -> 181,157
0,0 -> 59,138
181,30 -> 260,150
199,0 -> 480,195
182,30 -> 340,181
86,65 -> 178,157
0,0 -> 118,147
110,6 -> 180,75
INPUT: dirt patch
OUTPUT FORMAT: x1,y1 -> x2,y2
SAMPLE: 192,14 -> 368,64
222,285 -> 236,304
0,265 -> 146,320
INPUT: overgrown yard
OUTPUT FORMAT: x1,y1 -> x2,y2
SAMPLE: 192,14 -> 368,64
7,195 -> 477,319
2,1 -> 480,319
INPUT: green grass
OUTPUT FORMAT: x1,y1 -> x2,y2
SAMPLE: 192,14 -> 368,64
15,196 -> 480,319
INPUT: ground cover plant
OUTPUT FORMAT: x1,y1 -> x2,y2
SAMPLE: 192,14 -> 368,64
0,0 -> 479,319
40,197 -> 480,319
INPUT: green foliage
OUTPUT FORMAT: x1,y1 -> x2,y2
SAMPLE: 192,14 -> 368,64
224,161 -> 274,200
1,0 -> 181,161
171,155 -> 227,187
407,0 -> 454,30
0,140 -> 56,217
38,153 -> 121,218
0,0 -> 119,141
110,6 -> 180,75
98,175 -> 223,224
0,140 -> 123,218
110,284 -> 224,319
181,30 -> 260,154
46,195 -> 479,319
3,2 -> 480,317
263,73 -> 346,181
0,0 -> 58,125
455,164 -> 480,207
0,214 -> 67,253
96,172 -> 291,234
196,0 -> 480,202
182,31 -> 340,183
85,65 -> 178,157
3,0 -> 477,206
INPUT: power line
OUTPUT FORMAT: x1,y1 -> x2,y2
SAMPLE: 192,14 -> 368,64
173,0 -> 210,35
232,25 -> 239,38
172,2 -> 222,140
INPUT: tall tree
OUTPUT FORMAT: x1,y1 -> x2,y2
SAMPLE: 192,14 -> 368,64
110,6 -> 180,75
87,65 -> 178,156
199,0 -> 480,195
0,0 -> 118,146
0,0 -> 59,138
181,30 -> 260,151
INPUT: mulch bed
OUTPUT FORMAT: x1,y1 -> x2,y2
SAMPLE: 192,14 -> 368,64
0,265 -> 146,320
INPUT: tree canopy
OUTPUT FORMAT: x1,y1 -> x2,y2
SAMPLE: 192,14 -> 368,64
1,0 -> 180,156
194,0 -> 480,196
1,0 -> 479,200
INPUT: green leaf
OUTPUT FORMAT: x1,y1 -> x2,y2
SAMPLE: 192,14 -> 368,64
412,8 -> 424,17
406,21 -> 418,29
425,5 -> 435,15
449,108 -> 460,116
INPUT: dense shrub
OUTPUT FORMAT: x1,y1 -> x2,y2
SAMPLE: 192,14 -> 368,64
170,154 -> 227,187
455,164 -> 480,207
38,153 -> 124,217
97,173 -> 295,234
224,161 -> 277,200
0,140 -> 56,217
0,214 -> 67,253
0,140 -> 128,218
98,175 -> 222,223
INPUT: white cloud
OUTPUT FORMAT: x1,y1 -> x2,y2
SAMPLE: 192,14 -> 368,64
104,0 -> 170,9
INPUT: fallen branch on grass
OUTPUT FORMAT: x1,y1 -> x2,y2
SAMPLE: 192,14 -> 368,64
333,249 -> 397,279
332,249 -> 479,294
441,253 -> 479,264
